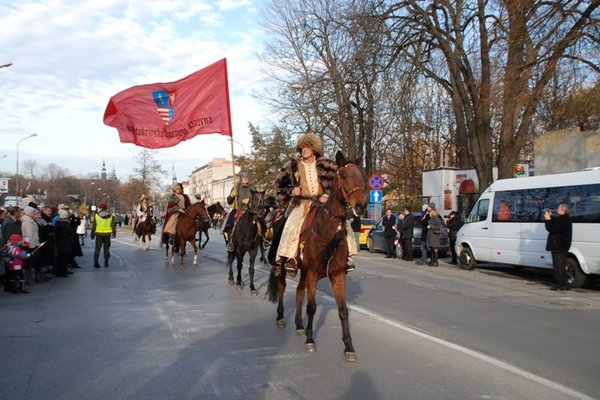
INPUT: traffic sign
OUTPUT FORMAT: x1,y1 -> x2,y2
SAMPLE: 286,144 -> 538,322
367,203 -> 382,220
370,190 -> 383,204
369,174 -> 384,190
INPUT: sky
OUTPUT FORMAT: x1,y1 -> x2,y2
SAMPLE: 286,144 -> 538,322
0,0 -> 268,186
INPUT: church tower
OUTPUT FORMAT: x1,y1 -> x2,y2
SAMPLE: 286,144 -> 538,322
101,159 -> 107,181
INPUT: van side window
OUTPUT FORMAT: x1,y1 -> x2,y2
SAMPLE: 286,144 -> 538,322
468,199 -> 489,223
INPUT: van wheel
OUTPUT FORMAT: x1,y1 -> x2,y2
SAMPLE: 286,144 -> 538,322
459,247 -> 476,270
566,257 -> 589,289
367,238 -> 375,253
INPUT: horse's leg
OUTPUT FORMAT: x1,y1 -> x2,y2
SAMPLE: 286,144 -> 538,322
179,238 -> 185,268
235,251 -> 244,290
146,234 -> 151,251
191,239 -> 198,266
295,271 -> 307,336
276,271 -> 287,329
248,247 -> 258,295
163,234 -> 170,265
304,271 -> 319,353
201,228 -> 209,249
227,250 -> 235,285
330,271 -> 356,362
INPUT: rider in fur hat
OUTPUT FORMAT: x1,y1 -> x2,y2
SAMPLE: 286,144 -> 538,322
222,170 -> 258,251
273,128 -> 357,277
163,182 -> 191,239
133,194 -> 150,234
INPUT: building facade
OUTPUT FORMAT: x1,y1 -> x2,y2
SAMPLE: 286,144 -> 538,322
187,158 -> 238,204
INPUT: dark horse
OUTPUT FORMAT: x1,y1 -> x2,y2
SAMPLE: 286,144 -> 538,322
266,151 -> 366,362
196,202 -> 226,248
163,200 -> 211,267
135,205 -> 156,251
227,190 -> 266,294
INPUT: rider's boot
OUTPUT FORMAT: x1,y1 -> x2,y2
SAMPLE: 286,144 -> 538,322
345,257 -> 356,273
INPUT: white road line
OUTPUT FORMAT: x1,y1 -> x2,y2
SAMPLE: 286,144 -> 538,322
323,295 -> 596,400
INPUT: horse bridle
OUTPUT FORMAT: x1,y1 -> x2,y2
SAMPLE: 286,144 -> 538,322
336,165 -> 364,211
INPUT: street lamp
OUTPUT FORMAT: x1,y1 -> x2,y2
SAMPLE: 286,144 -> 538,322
16,133 -> 38,196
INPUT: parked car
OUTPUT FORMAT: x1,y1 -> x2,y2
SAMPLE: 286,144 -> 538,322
359,218 -> 377,248
367,212 -> 449,257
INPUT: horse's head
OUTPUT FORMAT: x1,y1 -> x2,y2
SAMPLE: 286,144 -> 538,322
334,150 -> 367,217
250,190 -> 267,217
189,199 -> 211,223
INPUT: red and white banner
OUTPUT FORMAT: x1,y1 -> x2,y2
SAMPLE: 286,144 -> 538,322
103,59 -> 233,149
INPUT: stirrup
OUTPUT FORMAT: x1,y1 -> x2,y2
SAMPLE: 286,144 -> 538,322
226,241 -> 234,252
263,239 -> 271,249
284,258 -> 298,277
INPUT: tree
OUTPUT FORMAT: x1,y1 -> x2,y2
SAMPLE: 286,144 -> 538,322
385,0 -> 599,188
120,149 -> 167,210
235,124 -> 295,193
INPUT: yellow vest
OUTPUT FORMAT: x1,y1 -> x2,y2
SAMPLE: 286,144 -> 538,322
95,214 -> 113,234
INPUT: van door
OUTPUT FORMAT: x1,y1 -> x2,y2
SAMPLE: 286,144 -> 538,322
464,197 -> 492,262
489,191 -> 522,265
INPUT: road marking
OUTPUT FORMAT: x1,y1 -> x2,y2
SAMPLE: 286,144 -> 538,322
327,296 -> 596,400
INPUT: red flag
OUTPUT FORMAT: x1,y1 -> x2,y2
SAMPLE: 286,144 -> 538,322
103,58 -> 233,149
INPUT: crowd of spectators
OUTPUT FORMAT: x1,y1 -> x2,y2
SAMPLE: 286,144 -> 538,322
1,197 -> 87,294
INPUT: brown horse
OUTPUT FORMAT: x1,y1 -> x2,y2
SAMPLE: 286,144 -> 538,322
135,205 -> 156,251
163,200 -> 211,267
266,151 -> 366,362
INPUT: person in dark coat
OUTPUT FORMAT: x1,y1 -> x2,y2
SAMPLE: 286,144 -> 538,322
446,211 -> 463,265
426,208 -> 445,267
68,211 -> 83,268
382,209 -> 397,258
399,208 -> 415,261
544,203 -> 572,291
417,204 -> 432,265
54,210 -> 74,277
350,215 -> 361,252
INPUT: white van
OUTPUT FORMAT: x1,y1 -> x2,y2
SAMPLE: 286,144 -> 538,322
456,169 -> 600,288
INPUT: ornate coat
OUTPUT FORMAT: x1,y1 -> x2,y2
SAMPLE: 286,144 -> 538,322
274,156 -> 338,260
274,156 -> 337,211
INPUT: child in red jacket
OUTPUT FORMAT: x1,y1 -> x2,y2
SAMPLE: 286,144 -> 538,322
2,234 -> 31,294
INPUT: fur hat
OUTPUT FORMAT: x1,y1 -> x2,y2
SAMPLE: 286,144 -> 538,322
296,127 -> 323,157
57,203 -> 68,210
238,171 -> 249,178
58,209 -> 70,219
172,182 -> 183,191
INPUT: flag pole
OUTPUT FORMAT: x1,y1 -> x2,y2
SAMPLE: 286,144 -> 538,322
223,58 -> 238,210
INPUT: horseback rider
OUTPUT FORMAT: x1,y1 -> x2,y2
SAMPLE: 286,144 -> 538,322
222,171 -> 260,251
273,129 -> 358,277
163,182 -> 191,238
133,195 -> 150,234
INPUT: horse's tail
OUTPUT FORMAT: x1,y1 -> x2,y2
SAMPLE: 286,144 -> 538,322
266,269 -> 279,303
323,229 -> 346,267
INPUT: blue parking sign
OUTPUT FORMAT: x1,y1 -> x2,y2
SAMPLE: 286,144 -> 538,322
370,190 -> 383,204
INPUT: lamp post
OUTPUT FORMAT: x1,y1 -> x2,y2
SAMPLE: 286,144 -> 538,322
16,133 -> 38,196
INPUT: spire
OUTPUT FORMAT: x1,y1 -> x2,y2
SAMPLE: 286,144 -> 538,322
172,163 -> 177,184
101,159 -> 107,181
110,165 -> 118,180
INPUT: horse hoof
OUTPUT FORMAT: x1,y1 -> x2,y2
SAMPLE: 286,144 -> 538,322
344,351 -> 357,362
250,290 -> 257,296
276,319 -> 286,329
228,279 -> 234,286
236,284 -> 243,291
305,343 -> 317,353
296,329 -> 306,336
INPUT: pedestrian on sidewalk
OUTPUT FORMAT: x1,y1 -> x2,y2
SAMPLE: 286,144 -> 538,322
382,209 -> 396,259
544,204 -> 572,291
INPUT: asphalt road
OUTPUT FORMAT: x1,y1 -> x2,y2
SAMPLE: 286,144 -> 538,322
1,227 -> 598,400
